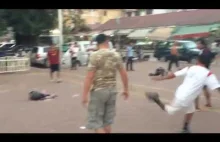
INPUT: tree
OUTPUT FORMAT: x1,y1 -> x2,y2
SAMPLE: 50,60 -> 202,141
0,9 -> 57,45
63,10 -> 90,35
72,13 -> 90,33
207,25 -> 220,44
0,10 -> 8,37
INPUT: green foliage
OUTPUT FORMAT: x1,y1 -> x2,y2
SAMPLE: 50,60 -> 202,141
207,25 -> 220,43
0,9 -> 57,36
0,10 -> 7,36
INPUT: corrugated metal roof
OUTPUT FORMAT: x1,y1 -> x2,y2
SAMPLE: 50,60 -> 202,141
116,29 -> 134,35
95,10 -> 220,31
102,30 -> 117,36
172,24 -> 220,36
74,32 -> 88,36
87,23 -> 102,30
127,28 -> 152,39
88,31 -> 101,36
147,27 -> 174,41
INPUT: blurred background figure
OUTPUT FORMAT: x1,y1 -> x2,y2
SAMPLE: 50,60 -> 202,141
126,41 -> 135,71
87,41 -> 97,64
136,46 -> 142,62
69,42 -> 79,70
168,41 -> 180,71
195,38 -> 214,110
47,43 -> 61,83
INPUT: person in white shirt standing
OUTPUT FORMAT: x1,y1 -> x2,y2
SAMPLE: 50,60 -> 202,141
69,42 -> 79,70
147,55 -> 220,133
87,41 -> 97,64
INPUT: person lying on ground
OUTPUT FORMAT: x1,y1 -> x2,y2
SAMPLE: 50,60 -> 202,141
29,91 -> 58,101
149,67 -> 166,76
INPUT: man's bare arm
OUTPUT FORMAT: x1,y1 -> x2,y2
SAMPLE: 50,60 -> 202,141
118,67 -> 128,91
152,67 -> 189,81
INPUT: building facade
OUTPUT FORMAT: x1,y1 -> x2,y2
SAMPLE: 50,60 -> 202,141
123,9 -> 154,17
62,9 -> 198,31
123,9 -> 196,17
80,9 -> 123,25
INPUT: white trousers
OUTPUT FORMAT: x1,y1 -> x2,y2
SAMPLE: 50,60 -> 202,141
165,98 -> 195,115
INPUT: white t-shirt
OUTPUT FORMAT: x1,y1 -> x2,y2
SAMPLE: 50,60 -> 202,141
174,65 -> 220,106
70,46 -> 79,58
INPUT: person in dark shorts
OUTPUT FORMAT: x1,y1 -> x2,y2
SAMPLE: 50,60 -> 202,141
168,41 -> 180,71
126,41 -> 135,71
82,34 -> 129,133
195,38 -> 215,109
47,43 -> 61,82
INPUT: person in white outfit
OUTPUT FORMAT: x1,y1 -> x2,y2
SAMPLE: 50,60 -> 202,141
147,55 -> 220,133
69,42 -> 79,70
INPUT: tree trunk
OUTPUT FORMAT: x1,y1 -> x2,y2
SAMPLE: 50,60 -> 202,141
15,33 -> 38,46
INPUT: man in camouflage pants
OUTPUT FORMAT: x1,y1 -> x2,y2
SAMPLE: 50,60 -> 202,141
82,34 -> 129,133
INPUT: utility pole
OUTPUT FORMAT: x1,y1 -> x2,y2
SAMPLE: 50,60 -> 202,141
58,9 -> 63,68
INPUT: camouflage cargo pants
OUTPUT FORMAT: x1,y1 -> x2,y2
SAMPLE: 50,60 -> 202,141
86,87 -> 117,130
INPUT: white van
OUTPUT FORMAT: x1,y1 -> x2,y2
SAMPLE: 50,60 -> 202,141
62,41 -> 114,67
62,41 -> 90,67
87,41 -> 114,51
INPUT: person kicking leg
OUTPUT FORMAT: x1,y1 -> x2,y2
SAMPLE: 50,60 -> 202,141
147,55 -> 220,133
147,92 -> 195,133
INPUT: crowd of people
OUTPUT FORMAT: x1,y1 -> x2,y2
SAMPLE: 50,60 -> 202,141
44,34 -> 220,133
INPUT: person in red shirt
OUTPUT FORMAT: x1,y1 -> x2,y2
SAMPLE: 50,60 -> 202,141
47,43 -> 61,82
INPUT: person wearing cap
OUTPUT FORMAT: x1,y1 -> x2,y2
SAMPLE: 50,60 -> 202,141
82,34 -> 129,133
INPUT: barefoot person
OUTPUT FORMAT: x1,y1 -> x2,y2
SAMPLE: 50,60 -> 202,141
47,43 -> 61,82
82,34 -> 129,133
147,55 -> 220,133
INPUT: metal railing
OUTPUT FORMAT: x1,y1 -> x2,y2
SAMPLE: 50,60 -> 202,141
0,57 -> 30,73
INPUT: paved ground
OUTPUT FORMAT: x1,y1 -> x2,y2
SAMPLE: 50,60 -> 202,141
1,61 -> 220,133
